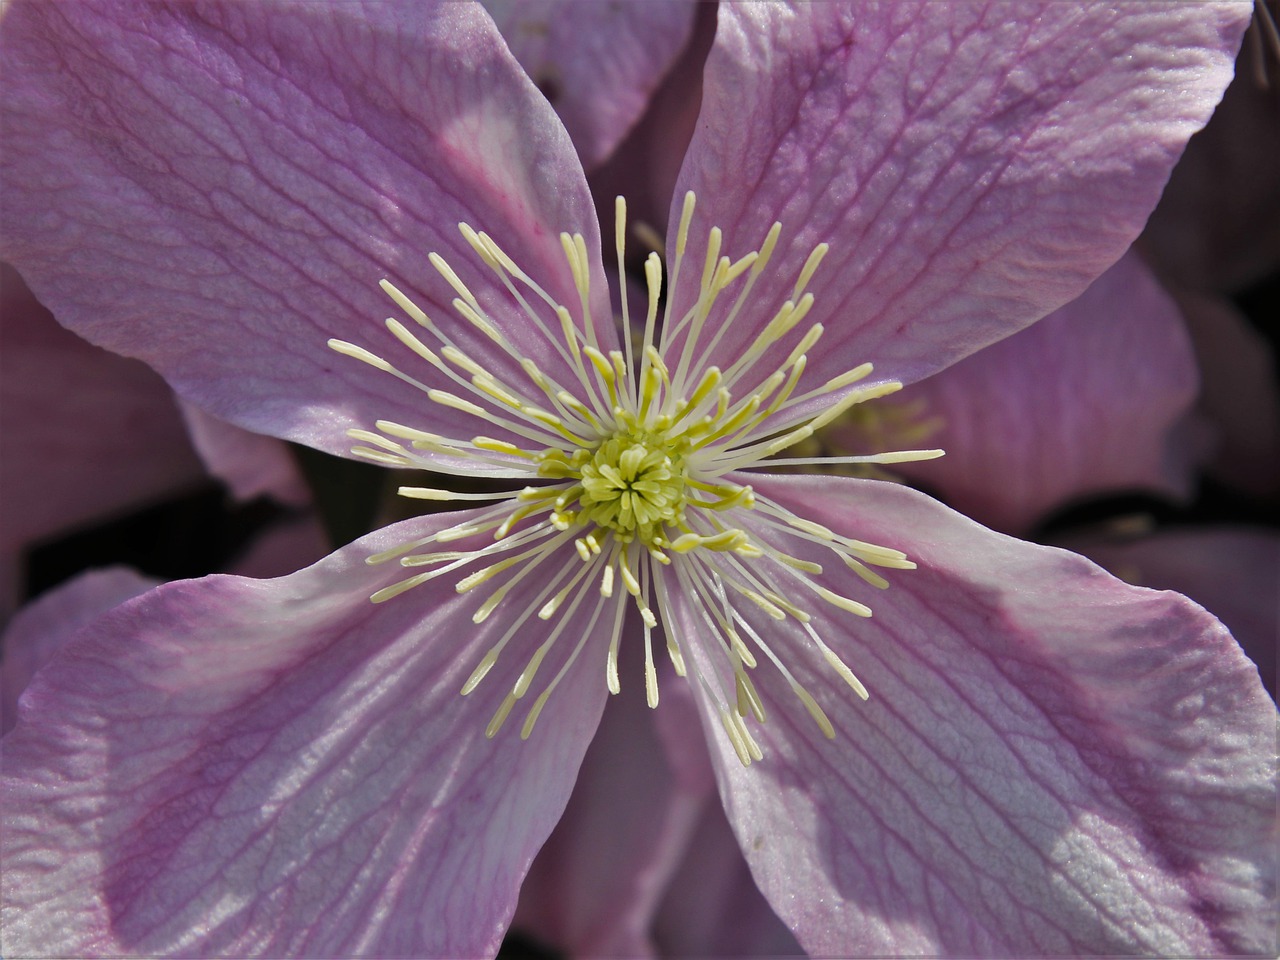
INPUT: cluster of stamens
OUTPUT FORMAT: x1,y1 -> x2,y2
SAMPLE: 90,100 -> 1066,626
329,193 -> 942,765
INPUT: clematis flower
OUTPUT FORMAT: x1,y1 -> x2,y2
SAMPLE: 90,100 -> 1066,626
1,2 -> 1275,958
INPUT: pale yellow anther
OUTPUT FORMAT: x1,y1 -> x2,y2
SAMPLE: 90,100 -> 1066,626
743,589 -> 787,621
462,647 -> 501,695
347,429 -> 403,453
376,420 -> 441,442
451,298 -> 505,345
675,190 -> 696,258
386,319 -> 440,365
328,339 -> 394,372
813,586 -> 873,617
427,253 -> 478,309
514,643 -> 552,696
606,630 -> 621,693
721,251 -> 759,289
473,437 -> 526,457
736,671 -> 766,723
473,377 -> 525,409
720,708 -> 752,767
486,693 -> 518,739
784,325 -> 825,368
728,630 -> 758,669
794,684 -> 836,739
369,571 -> 435,603
440,344 -> 486,377
397,486 -> 456,501
380,278 -> 432,323
700,228 -> 723,294
795,242 -> 829,297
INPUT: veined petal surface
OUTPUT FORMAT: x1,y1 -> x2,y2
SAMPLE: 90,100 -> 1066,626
1060,526 -> 1280,703
0,514 -> 608,958
672,475 -> 1276,956
670,1 -> 1251,397
1,567 -> 158,735
0,0 -> 609,461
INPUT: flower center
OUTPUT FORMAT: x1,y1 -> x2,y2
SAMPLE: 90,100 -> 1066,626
575,431 -> 687,539
328,192 -> 943,765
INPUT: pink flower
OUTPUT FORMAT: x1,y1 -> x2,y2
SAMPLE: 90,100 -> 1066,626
1,2 -> 1273,957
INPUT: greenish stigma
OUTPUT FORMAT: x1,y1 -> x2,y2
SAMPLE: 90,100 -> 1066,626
578,432 -> 687,539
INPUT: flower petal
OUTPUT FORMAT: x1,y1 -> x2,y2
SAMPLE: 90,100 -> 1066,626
0,263 -> 205,617
652,796 -> 805,958
482,0 -> 695,171
1178,292 -> 1280,498
881,251 -> 1201,533
671,474 -> 1276,956
1,513 -> 609,957
669,2 -> 1251,395
1141,17 -> 1280,293
1,567 -> 158,735
1059,526 -> 1279,702
178,402 -> 311,507
0,0 -> 609,460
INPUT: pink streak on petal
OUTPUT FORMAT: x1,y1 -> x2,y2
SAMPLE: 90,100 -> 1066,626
887,252 -> 1201,533
482,0 -> 695,172
1,567 -> 158,734
673,475 -> 1276,956
513,636 -> 708,957
1,513 -> 610,958
0,263 -> 205,617
670,2 -> 1251,398
0,1 -> 610,462
178,402 -> 310,507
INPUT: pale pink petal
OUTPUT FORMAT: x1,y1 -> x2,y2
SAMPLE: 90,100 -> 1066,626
0,263 -> 205,617
178,402 -> 310,507
0,1 -> 610,461
1,567 -> 157,734
1059,526 -> 1279,700
513,639 -> 709,957
482,0 -> 695,171
1,514 -> 610,958
652,797 -> 804,958
881,251 -> 1200,533
670,2 -> 1251,397
1178,292 -> 1280,498
671,475 -> 1276,956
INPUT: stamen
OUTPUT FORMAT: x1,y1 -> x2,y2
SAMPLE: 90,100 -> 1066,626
329,191 -> 938,765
